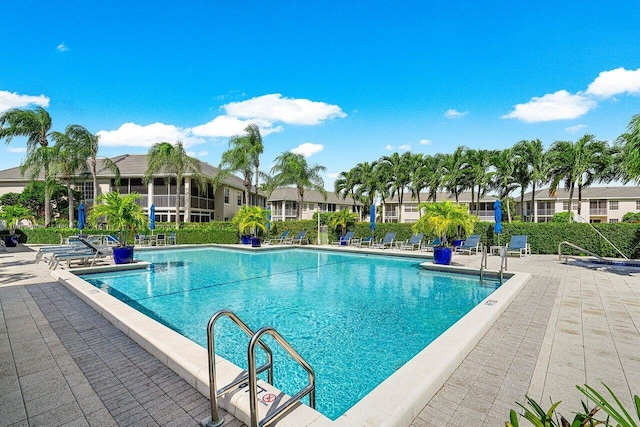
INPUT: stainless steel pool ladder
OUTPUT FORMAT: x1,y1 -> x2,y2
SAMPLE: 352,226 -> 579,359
558,241 -> 608,262
480,245 -> 506,284
201,310 -> 316,427
201,310 -> 274,427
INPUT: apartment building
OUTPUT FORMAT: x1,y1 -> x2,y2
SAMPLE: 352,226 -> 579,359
517,187 -> 640,223
267,188 -> 361,221
0,154 -> 266,223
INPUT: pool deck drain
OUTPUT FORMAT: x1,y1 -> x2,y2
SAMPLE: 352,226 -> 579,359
2,245 -> 639,426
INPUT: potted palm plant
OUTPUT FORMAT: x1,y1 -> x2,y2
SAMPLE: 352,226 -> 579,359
413,201 -> 476,265
88,191 -> 149,263
232,206 -> 270,247
0,205 -> 34,247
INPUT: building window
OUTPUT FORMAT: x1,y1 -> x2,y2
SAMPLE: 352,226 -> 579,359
404,205 -> 418,213
562,201 -> 579,211
77,182 -> 94,202
237,193 -> 242,206
609,218 -> 619,223
224,188 -> 229,204
609,201 -> 618,210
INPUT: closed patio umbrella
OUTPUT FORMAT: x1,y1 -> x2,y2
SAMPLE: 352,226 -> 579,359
149,204 -> 155,234
493,199 -> 503,245
370,204 -> 376,237
77,203 -> 85,231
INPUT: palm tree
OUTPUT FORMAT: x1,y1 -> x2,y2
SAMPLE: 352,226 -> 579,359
270,151 -> 326,220
547,135 -> 612,221
64,125 -> 120,201
0,107 -> 54,226
426,153 -> 445,202
244,124 -> 264,202
352,161 -> 380,213
50,128 -> 93,227
334,169 -> 360,216
491,148 -> 519,222
618,114 -> 640,183
511,139 -> 549,221
440,147 -> 471,202
380,152 -> 412,222
465,149 -> 493,216
144,141 -> 204,228
217,124 -> 263,206
408,153 -> 429,207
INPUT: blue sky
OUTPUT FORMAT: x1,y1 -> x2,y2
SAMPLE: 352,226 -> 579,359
2,1 -> 640,189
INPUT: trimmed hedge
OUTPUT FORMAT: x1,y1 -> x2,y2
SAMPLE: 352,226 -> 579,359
13,220 -> 640,259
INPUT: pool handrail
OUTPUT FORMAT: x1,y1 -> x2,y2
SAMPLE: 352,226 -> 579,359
248,326 -> 316,427
558,241 -> 607,262
203,310 -> 274,427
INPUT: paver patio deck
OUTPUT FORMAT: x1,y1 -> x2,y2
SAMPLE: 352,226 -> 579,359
1,244 -> 639,426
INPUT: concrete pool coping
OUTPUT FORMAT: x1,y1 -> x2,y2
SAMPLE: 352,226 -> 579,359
52,245 -> 530,427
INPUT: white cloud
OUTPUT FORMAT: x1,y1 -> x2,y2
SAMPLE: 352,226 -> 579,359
586,67 -> 640,97
197,150 -> 208,157
419,139 -> 432,145
445,109 -> 468,118
223,93 -> 346,125
327,172 -> 340,178
565,124 -> 588,134
97,122 -> 204,148
385,144 -> 394,151
191,115 -> 281,138
6,147 -> 26,153
398,144 -> 411,151
291,142 -> 324,158
57,43 -> 68,52
0,90 -> 50,113
502,90 -> 596,123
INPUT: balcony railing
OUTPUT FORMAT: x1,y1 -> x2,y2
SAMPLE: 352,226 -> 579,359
537,209 -> 555,216
590,208 -> 607,216
385,211 -> 398,218
190,196 -> 214,210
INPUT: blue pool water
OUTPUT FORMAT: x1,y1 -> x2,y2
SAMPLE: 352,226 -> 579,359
81,247 -> 500,420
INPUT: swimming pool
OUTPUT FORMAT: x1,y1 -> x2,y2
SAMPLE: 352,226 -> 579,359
80,247 -> 501,420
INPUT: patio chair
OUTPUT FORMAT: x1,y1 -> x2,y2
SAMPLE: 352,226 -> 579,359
398,233 -> 424,250
506,235 -> 530,257
155,233 -> 166,245
168,232 -> 177,245
49,238 -> 112,269
267,230 -> 289,245
421,237 -> 441,252
355,236 -> 374,247
373,232 -> 396,249
332,231 -> 355,246
455,234 -> 482,255
286,230 -> 308,245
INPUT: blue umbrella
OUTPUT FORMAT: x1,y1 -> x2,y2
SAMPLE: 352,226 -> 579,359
370,204 -> 376,235
493,199 -> 503,244
77,203 -> 85,231
149,204 -> 155,233
266,206 -> 271,231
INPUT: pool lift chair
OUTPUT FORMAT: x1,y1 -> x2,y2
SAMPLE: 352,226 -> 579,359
202,309 -> 316,427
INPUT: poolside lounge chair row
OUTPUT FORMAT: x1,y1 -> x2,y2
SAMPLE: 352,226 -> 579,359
37,238 -> 113,269
265,230 -> 309,245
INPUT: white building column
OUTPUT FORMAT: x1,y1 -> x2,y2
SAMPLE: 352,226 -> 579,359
148,180 -> 154,208
382,203 -> 386,223
184,176 -> 192,223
